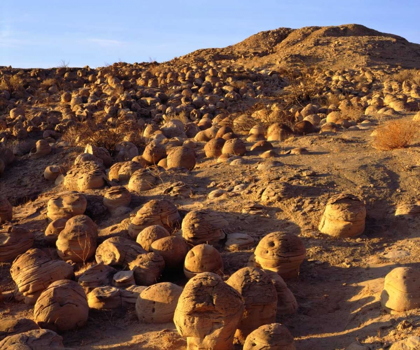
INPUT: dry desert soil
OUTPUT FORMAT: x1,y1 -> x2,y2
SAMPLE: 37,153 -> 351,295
1,24 -> 420,350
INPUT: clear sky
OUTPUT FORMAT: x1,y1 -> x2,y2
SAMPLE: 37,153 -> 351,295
1,0 -> 419,69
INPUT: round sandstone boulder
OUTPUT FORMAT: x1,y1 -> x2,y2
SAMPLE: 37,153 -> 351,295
135,282 -> 183,323
34,280 -> 88,332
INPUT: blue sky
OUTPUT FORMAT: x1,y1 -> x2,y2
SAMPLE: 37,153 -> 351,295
1,0 -> 419,68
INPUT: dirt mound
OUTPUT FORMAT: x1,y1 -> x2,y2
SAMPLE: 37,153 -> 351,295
177,24 -> 420,69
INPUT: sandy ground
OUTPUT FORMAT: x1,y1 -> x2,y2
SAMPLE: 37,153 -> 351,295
1,113 -> 420,349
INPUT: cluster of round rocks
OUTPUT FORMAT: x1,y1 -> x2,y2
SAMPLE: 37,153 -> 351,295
1,61 -> 420,349
0,178 -> 415,350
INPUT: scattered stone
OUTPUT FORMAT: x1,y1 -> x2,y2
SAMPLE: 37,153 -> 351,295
252,231 -> 306,280
184,244 -> 223,279
88,286 -> 122,310
0,329 -> 64,349
136,282 -> 183,323
95,236 -> 146,266
181,210 -> 228,246
225,233 -> 254,251
0,225 -> 34,262
34,280 -> 88,332
319,193 -> 366,238
174,272 -> 244,349
243,323 -> 296,350
381,267 -> 420,312
11,248 -> 73,304
227,267 -> 277,344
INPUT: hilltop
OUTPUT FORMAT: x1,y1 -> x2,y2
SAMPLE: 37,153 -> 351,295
177,24 -> 420,69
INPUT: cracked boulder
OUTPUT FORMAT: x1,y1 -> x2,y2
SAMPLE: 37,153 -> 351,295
34,280 -> 88,332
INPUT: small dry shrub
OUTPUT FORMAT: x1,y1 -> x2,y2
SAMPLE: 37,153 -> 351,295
281,61 -> 324,107
62,121 -> 144,154
40,78 -> 58,89
257,108 -> 294,127
341,105 -> 365,122
372,119 -> 419,150
0,75 -> 24,93
148,63 -> 163,76
164,110 -> 189,124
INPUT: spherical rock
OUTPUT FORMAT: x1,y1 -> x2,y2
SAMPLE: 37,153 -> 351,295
0,225 -> 34,262
74,167 -> 106,191
136,225 -> 170,251
103,186 -> 131,213
248,125 -> 265,140
326,111 -> 343,124
204,138 -> 225,158
184,244 -> 223,279
0,318 -> 39,341
243,323 -> 296,350
77,263 -> 116,292
135,282 -> 183,323
161,120 -> 187,139
167,146 -> 196,170
320,122 -> 339,133
109,161 -> 144,183
294,120 -> 315,135
88,286 -> 122,310
381,267 -> 420,312
267,123 -> 293,141
290,147 -> 309,155
151,236 -> 188,269
318,193 -> 366,238
264,270 -> 298,316
56,215 -> 98,263
261,150 -> 279,158
115,141 -> 139,162
11,248 -> 74,304
250,140 -> 273,152
142,140 -> 166,164
112,270 -> 135,288
222,138 -> 246,156
227,267 -> 277,343
253,232 -> 306,280
44,165 -> 65,181
216,126 -> 234,138
95,236 -> 146,266
128,199 -> 181,239
129,252 -> 165,286
174,272 -> 244,350
225,233 -> 254,251
304,114 -> 321,126
181,210 -> 228,246
45,218 -> 67,245
127,168 -> 158,193
0,329 -> 64,349
30,139 -> 51,158
47,192 -> 87,221
34,280 -> 88,332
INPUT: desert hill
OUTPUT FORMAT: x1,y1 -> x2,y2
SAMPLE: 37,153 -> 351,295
178,24 -> 420,69
1,23 -> 420,350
